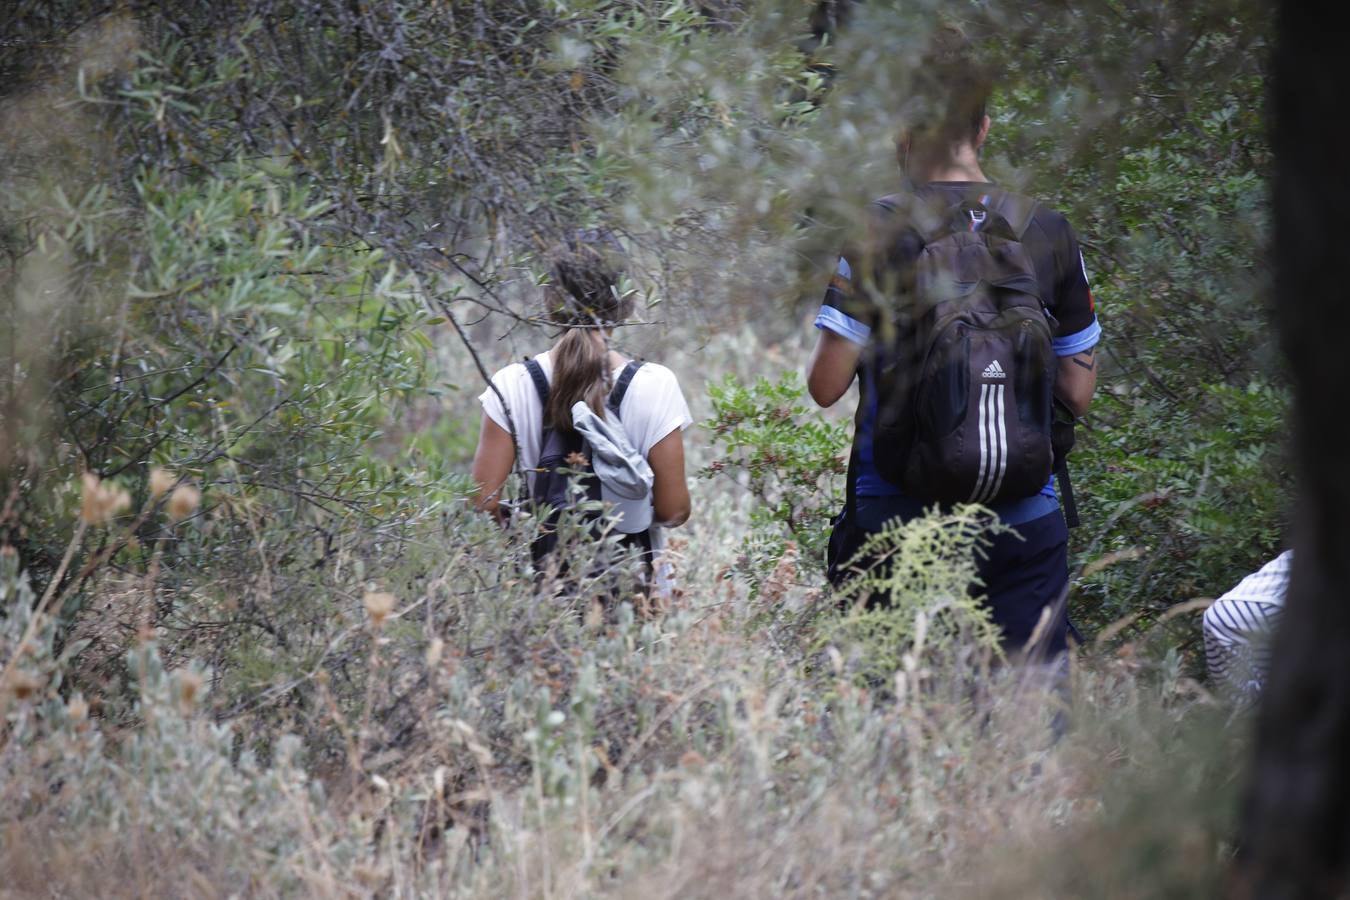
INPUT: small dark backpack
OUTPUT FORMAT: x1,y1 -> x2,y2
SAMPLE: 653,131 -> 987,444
523,357 -> 649,565
871,190 -> 1058,505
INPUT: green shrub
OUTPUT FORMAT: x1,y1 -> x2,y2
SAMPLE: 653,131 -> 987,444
1068,378 -> 1290,647
701,373 -> 847,589
825,506 -> 1006,685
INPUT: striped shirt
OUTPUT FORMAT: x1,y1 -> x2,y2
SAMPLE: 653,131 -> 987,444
1202,551 -> 1292,700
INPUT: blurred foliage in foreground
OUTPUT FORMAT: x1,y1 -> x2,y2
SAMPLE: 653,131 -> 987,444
0,0 -> 1278,893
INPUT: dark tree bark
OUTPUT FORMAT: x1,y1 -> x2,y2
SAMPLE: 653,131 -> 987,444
1237,2 -> 1350,897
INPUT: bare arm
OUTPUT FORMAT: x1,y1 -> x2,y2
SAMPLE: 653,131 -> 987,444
1055,347 -> 1098,419
470,412 -> 516,519
647,427 -> 690,527
806,329 -> 863,407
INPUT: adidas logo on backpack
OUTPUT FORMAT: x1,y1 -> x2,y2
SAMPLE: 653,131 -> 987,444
870,189 -> 1057,506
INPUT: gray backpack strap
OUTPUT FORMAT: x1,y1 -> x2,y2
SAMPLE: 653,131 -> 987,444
873,192 -> 906,213
606,360 -> 644,419
985,191 -> 1039,240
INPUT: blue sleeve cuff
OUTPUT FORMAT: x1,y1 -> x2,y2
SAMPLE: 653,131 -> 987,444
815,305 -> 871,346
1052,317 -> 1101,357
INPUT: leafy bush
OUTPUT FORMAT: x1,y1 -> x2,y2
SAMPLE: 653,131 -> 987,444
701,373 -> 847,588
1068,377 -> 1290,646
826,506 -> 1006,684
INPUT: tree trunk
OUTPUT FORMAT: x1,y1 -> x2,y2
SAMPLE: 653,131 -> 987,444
1237,1 -> 1350,896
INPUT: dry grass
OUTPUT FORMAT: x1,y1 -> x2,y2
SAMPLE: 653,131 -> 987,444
0,481 -> 1242,898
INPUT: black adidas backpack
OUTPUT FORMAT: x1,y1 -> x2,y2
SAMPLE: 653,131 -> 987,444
523,357 -> 651,566
870,190 -> 1058,505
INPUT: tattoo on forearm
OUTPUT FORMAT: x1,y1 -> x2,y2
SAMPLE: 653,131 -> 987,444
1070,348 -> 1096,372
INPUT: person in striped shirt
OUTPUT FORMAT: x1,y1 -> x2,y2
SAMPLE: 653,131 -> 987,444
1203,551 -> 1292,701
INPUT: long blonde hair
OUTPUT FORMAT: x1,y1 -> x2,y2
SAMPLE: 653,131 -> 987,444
543,241 -> 634,431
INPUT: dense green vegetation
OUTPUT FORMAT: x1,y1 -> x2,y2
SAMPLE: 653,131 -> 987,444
1,0 -> 1278,894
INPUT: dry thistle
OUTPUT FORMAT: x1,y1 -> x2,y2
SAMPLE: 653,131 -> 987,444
176,670 -> 204,710
759,540 -> 799,606
363,590 -> 396,628
149,467 -> 175,499
79,472 -> 131,525
679,749 -> 707,770
78,473 -> 101,523
354,864 -> 386,888
167,483 -> 201,521
67,693 -> 90,729
425,637 -> 444,669
6,670 -> 43,701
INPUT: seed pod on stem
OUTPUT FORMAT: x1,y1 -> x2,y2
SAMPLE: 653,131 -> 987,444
363,591 -> 396,628
167,483 -> 201,522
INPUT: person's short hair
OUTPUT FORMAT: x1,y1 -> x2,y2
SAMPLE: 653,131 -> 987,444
902,23 -> 992,150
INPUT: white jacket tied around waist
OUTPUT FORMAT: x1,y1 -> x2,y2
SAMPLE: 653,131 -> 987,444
571,401 -> 653,534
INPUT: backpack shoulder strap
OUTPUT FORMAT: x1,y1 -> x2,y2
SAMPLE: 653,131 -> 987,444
607,360 -> 645,419
523,357 -> 549,405
873,193 -> 905,213
985,191 -> 1040,240
523,357 -> 557,446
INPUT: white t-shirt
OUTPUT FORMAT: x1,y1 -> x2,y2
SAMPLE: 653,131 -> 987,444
477,351 -> 693,487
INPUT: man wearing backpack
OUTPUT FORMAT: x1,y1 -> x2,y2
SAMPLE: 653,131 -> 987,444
806,27 -> 1100,659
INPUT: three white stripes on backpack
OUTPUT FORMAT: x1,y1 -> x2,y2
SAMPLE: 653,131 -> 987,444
971,381 -> 1008,503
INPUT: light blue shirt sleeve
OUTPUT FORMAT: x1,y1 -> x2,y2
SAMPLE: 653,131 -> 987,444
1052,316 -> 1101,357
815,256 -> 871,346
814,306 -> 871,346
